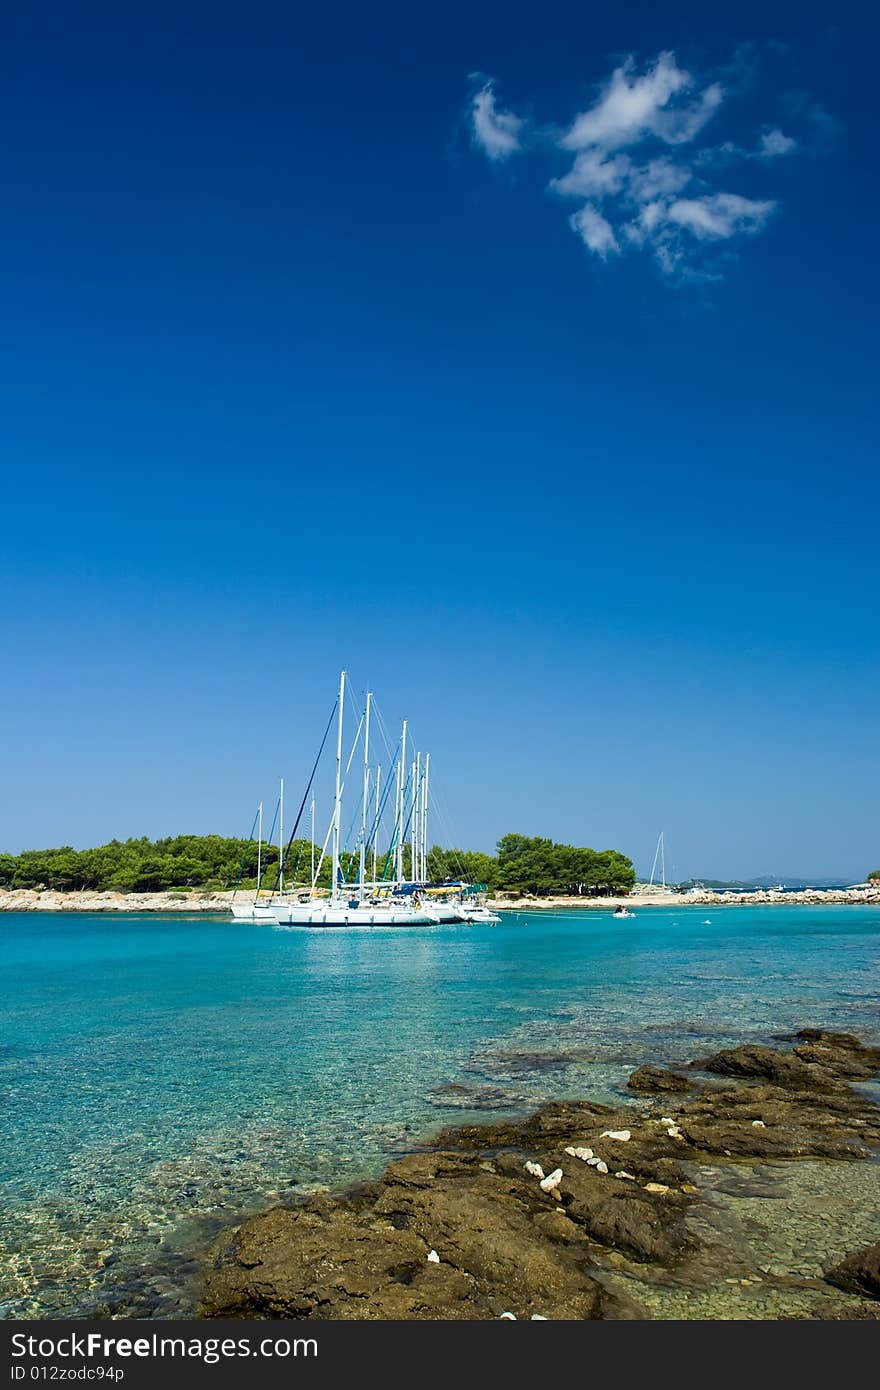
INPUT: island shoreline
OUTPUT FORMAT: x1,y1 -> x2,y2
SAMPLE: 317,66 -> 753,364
1,886 -> 878,913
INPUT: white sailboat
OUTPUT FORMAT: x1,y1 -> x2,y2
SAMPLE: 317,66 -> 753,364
648,831 -> 673,893
230,796 -> 280,920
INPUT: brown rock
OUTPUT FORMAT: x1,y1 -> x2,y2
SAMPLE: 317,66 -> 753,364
691,1044 -> 843,1092
204,1150 -> 604,1320
825,1240 -> 880,1299
627,1065 -> 691,1094
790,1030 -> 880,1081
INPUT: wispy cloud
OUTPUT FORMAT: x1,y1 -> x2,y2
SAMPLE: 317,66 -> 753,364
471,81 -> 524,161
570,204 -> 619,258
698,125 -> 798,168
468,48 -> 823,280
666,192 -> 775,239
560,52 -> 698,150
759,127 -> 797,157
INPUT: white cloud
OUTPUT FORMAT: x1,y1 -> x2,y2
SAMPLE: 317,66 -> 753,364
759,127 -> 797,157
625,156 -> 692,203
561,52 -> 719,152
471,82 -> 523,161
468,49 -> 817,279
570,204 -> 619,258
651,82 -> 723,144
551,150 -> 631,198
666,192 -> 775,239
698,126 -> 798,167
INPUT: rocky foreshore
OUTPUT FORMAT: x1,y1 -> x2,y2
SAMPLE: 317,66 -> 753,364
0,887 -> 235,912
487,887 -> 880,909
200,1029 -> 880,1321
2,886 -> 878,913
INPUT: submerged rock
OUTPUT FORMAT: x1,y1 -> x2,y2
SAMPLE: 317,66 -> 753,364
825,1240 -> 880,1300
426,1083 -> 527,1112
791,1031 -> 880,1081
690,1045 -> 844,1092
465,1049 -> 588,1078
628,1065 -> 691,1094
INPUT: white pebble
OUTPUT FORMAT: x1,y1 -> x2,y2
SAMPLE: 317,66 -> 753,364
564,1145 -> 594,1161
660,1117 -> 675,1125
499,1312 -> 517,1320
614,1171 -> 637,1181
645,1182 -> 670,1195
427,1249 -> 440,1264
539,1168 -> 563,1192
600,1129 -> 631,1141
751,1120 -> 766,1128
586,1156 -> 600,1166
530,1314 -> 548,1320
595,1160 -> 608,1174
524,1161 -> 545,1179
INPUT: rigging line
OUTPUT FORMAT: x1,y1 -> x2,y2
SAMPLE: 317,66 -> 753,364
371,699 -> 405,770
395,769 -> 419,877
380,782 -> 413,881
429,780 -> 470,880
279,699 -> 338,876
379,765 -> 413,883
289,837 -> 306,886
336,713 -> 368,875
435,787 -> 468,878
365,741 -> 400,853
257,796 -> 280,894
344,714 -> 365,781
342,754 -> 394,884
231,805 -> 261,896
310,716 -> 366,892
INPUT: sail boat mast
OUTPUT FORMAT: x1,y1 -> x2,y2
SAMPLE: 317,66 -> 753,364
331,670 -> 346,900
412,753 -> 420,882
359,692 -> 371,892
397,719 -> 407,883
649,831 -> 666,889
372,764 -> 381,884
279,779 -> 284,894
421,754 -> 429,880
256,802 -> 262,900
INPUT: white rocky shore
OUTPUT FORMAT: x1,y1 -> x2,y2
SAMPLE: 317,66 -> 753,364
1,885 -> 877,913
0,888 -> 237,913
487,886 -> 880,909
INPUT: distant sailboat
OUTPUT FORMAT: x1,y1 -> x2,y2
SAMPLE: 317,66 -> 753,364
230,796 -> 279,921
648,831 -> 669,891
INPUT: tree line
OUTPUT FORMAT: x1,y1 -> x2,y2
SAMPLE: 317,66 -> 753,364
0,831 -> 636,896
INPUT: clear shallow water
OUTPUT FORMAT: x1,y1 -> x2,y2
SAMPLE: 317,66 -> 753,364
1,904 -> 878,1318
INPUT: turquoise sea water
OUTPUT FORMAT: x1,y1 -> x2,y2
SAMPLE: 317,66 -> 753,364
2,904 -> 879,1318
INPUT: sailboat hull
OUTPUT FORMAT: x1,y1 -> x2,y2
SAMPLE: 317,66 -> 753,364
270,902 -> 439,927
230,903 -> 277,921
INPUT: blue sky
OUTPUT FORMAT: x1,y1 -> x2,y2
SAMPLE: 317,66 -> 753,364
1,1 -> 877,879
